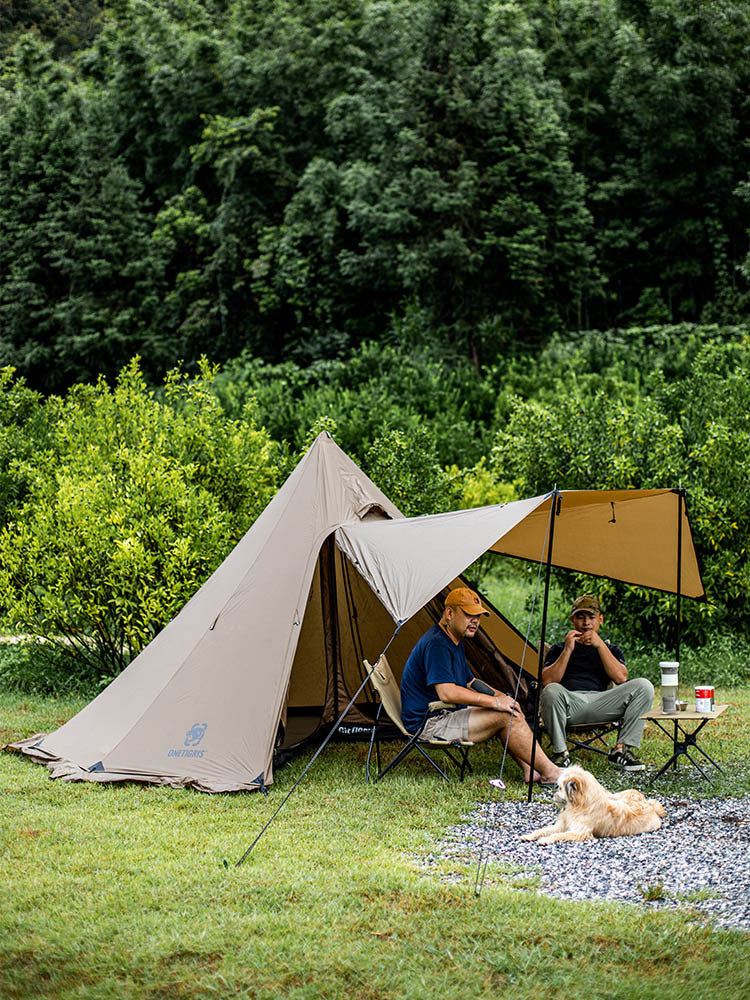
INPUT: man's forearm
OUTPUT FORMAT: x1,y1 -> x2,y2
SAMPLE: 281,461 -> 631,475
435,682 -> 522,718
435,682 -> 494,707
434,681 -> 502,710
541,651 -> 571,685
594,641 -> 628,683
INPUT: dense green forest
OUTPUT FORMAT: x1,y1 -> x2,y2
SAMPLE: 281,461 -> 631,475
2,0 -> 750,388
1,0 -> 749,689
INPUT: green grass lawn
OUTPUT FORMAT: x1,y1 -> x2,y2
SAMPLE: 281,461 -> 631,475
2,689 -> 750,1000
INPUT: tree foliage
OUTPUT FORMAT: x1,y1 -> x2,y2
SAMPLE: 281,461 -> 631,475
0,360 -> 282,682
2,0 -> 750,388
488,328 -> 750,644
215,334 -> 499,467
0,0 -> 105,59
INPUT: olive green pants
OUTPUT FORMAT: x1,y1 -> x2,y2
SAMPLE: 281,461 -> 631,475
540,678 -> 654,754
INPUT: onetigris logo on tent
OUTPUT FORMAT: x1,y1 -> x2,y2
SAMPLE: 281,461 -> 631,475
184,722 -> 208,746
168,722 -> 208,758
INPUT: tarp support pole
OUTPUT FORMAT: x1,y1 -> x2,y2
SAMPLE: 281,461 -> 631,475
676,488 -> 684,663
527,489 -> 560,804
329,537 -> 341,720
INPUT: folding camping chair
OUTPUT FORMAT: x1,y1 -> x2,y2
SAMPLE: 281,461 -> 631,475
364,655 -> 475,783
536,712 -> 620,761
565,721 -> 620,758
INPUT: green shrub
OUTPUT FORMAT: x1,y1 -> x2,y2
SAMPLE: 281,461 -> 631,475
0,639 -> 94,695
216,339 -> 496,467
0,367 -> 50,524
448,458 -> 517,510
361,426 -> 462,517
0,358 -> 282,684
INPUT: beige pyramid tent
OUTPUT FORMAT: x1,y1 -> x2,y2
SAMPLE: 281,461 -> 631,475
9,434 -> 704,792
9,435 -> 545,792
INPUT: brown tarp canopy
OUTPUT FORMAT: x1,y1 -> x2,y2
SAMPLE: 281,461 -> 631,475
8,435 -> 704,792
490,489 -> 703,598
336,488 -> 703,626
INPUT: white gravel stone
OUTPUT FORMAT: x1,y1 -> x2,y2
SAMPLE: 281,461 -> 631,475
419,793 -> 750,932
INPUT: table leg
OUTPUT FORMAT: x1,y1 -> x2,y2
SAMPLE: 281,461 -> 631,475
681,748 -> 714,782
647,716 -> 721,783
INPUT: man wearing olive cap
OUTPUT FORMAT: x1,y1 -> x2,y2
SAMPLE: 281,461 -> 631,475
541,594 -> 654,771
400,587 -> 561,786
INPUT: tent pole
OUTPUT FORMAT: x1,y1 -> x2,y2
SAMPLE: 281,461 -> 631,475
527,489 -> 560,804
328,537 -> 341,720
676,488 -> 684,663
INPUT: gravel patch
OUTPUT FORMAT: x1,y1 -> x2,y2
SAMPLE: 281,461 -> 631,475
419,791 -> 750,932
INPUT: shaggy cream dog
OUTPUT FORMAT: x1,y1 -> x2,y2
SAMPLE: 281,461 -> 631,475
521,764 -> 666,844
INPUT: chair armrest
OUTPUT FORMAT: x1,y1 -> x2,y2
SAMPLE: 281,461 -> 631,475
428,700 -> 457,711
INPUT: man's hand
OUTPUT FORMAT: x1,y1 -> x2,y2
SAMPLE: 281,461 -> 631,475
568,625 -> 605,648
493,693 -> 523,718
563,628 -> 581,650
572,618 -> 603,647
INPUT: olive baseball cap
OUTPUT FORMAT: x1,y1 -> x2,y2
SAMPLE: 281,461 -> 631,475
445,587 -> 490,616
570,594 -> 602,616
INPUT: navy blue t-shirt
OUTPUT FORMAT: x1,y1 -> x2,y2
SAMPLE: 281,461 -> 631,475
544,640 -> 625,692
400,624 -> 474,733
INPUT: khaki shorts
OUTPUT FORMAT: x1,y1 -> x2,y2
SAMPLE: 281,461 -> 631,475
419,707 -> 472,742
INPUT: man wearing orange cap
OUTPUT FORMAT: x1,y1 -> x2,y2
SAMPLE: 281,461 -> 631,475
400,587 -> 561,786
541,594 -> 654,771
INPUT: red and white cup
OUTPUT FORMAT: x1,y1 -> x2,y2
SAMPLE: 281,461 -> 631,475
695,686 -> 715,713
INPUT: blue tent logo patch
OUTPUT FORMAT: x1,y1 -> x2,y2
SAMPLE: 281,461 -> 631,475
168,723 -> 208,758
184,723 -> 208,747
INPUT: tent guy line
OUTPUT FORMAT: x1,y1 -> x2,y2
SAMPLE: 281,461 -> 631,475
233,625 -> 402,867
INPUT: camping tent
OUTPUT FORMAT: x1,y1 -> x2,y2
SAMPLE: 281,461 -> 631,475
9,434 -> 704,793
9,434 -> 542,792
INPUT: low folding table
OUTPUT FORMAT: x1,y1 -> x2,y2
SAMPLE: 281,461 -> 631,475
642,703 -> 728,782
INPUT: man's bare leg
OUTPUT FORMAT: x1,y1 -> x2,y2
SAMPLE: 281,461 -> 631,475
467,707 -> 511,743
467,709 -> 560,784
500,716 -> 560,783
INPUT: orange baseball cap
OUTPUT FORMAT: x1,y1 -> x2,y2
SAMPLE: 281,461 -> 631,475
444,587 -> 490,616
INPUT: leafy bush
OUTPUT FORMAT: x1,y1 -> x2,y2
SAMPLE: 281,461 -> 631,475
216,337 -> 497,467
0,367 -> 51,523
0,639 -> 94,695
0,358 -> 282,683
361,427 -> 461,517
449,458 -> 517,511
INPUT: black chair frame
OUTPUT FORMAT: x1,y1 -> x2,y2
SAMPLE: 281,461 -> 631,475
365,701 -> 473,783
565,721 -> 620,757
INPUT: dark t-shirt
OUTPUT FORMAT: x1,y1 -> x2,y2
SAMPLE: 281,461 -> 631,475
544,640 -> 626,693
400,624 -> 474,733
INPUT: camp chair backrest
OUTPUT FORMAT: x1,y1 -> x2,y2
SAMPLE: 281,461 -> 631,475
365,656 -> 410,737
